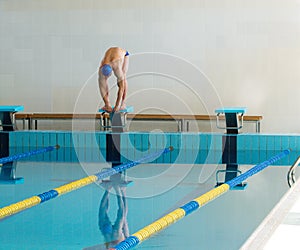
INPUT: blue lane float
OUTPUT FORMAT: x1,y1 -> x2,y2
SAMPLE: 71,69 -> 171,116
0,145 -> 60,166
227,149 -> 291,188
0,146 -> 173,220
112,149 -> 290,250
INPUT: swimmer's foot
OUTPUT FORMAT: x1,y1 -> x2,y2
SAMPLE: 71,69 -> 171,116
119,104 -> 126,111
100,105 -> 113,113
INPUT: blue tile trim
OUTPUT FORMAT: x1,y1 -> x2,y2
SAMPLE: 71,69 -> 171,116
141,133 -> 150,151
199,133 -> 208,151
252,135 -> 260,151
213,134 -> 223,151
266,135 -> 275,151
65,132 -> 72,148
6,131 -> 300,165
49,132 -> 57,147
281,135 -> 290,150
120,133 -> 130,162
259,135 -> 267,152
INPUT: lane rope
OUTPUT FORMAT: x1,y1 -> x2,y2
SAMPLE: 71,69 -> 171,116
0,146 -> 173,220
0,145 -> 60,166
111,149 -> 290,250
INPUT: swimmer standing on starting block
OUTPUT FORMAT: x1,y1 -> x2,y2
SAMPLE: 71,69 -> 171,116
98,47 -> 129,112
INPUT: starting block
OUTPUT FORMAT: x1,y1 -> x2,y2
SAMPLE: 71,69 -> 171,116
0,105 -> 24,131
99,106 -> 133,131
0,106 -> 25,184
215,107 -> 247,189
215,107 -> 247,132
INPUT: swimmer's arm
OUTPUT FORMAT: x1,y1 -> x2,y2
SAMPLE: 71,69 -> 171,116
113,62 -> 126,112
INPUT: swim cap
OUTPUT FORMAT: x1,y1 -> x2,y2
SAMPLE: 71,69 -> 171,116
101,64 -> 112,76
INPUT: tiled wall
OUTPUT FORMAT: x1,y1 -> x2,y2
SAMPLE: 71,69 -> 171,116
7,131 -> 300,165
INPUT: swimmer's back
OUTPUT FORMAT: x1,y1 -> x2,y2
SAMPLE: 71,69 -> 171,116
101,47 -> 127,65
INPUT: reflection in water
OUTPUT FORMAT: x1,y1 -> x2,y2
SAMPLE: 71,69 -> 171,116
99,183 -> 129,248
84,173 -> 130,250
0,162 -> 24,184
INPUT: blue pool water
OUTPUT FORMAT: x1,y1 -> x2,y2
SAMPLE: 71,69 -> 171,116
0,153 -> 294,250
0,128 -> 299,249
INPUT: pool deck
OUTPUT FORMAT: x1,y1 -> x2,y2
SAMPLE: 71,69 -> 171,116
241,176 -> 300,249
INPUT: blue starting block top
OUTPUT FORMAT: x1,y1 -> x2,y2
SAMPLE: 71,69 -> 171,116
215,107 -> 247,114
0,106 -> 24,112
99,106 -> 134,113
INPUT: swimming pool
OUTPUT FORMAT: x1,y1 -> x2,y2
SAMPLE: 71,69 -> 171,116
0,154 -> 294,249
1,130 -> 300,249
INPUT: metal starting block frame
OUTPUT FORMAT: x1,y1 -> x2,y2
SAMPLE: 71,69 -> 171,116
99,106 -> 134,131
215,107 -> 247,132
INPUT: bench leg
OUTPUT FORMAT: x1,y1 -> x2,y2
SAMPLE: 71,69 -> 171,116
256,121 -> 261,133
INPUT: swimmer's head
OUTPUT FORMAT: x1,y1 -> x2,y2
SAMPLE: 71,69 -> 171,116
101,64 -> 112,76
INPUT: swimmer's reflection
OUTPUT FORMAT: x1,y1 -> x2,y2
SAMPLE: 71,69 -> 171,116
84,172 -> 131,250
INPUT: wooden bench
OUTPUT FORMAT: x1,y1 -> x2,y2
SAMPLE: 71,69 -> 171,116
15,113 -> 262,132
127,114 -> 262,132
15,113 -> 107,130
14,113 -> 32,130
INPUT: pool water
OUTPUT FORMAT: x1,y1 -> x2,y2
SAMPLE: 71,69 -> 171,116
0,158 -> 292,250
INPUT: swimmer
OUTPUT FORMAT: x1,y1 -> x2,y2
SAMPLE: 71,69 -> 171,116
98,184 -> 129,249
98,47 -> 129,112
83,174 -> 130,250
